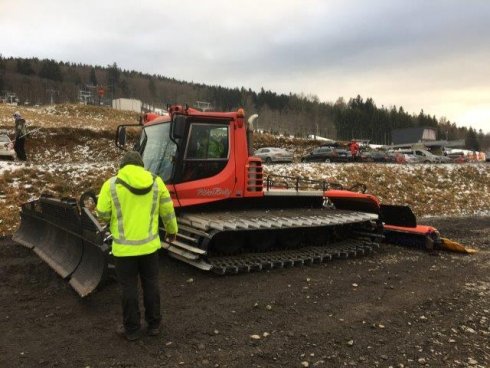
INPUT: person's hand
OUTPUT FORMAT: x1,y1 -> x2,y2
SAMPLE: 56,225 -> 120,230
165,233 -> 177,243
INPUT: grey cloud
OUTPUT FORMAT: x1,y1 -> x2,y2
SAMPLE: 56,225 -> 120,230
1,0 -> 490,132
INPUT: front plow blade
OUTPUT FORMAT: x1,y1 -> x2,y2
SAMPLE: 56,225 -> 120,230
13,197 -> 108,297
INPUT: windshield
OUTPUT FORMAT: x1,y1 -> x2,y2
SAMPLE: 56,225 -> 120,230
140,122 -> 176,182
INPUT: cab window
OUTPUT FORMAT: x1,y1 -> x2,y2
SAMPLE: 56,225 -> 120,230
181,123 -> 229,181
186,124 -> 228,159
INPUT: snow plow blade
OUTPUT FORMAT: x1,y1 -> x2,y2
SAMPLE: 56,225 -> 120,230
13,197 -> 109,297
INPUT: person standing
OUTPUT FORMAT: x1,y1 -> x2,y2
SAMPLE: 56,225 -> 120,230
96,151 -> 178,341
349,139 -> 360,161
13,111 -> 27,161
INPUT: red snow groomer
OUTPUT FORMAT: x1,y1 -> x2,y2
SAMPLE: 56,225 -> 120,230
13,105 -> 474,297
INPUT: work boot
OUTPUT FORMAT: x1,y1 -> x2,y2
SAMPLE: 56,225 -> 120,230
147,325 -> 161,336
116,325 -> 141,341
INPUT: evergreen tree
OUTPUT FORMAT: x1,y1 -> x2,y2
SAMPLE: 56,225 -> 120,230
39,59 -> 63,81
16,59 -> 35,75
90,67 -> 97,86
148,78 -> 157,100
465,128 -> 480,151
107,62 -> 120,97
120,79 -> 130,97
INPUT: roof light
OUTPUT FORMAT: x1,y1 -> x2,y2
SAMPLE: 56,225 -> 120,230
237,108 -> 245,118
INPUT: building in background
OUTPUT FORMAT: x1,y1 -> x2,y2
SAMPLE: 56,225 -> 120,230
112,98 -> 142,113
391,127 -> 464,154
391,127 -> 436,145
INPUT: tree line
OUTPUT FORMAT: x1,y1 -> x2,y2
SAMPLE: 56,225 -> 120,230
0,56 -> 488,150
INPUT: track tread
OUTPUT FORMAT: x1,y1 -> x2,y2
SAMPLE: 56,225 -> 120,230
207,240 -> 379,274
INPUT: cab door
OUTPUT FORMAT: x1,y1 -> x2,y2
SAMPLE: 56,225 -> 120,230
173,121 -> 236,207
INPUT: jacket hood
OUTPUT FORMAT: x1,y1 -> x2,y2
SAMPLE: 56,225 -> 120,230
117,165 -> 154,194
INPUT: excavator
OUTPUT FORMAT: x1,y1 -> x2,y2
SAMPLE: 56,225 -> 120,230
13,105 -> 472,297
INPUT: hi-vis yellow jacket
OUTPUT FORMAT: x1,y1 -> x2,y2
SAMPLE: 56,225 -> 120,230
96,164 -> 178,257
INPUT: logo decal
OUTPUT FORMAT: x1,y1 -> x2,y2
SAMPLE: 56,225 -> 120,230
197,188 -> 232,197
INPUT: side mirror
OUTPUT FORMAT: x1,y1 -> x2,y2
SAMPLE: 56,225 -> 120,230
171,115 -> 187,140
115,123 -> 142,150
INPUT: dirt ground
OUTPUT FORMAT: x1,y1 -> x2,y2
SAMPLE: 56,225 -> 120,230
0,217 -> 489,368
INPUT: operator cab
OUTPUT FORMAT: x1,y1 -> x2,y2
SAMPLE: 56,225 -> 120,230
118,113 -> 231,185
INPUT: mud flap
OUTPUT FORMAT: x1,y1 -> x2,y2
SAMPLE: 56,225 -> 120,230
380,204 -> 417,227
13,197 -> 108,297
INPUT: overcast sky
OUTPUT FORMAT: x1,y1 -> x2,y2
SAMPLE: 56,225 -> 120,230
1,0 -> 490,133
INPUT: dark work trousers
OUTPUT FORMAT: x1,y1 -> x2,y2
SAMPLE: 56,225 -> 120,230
14,137 -> 27,161
114,251 -> 161,333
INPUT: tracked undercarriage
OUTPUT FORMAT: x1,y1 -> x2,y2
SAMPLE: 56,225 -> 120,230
165,206 -> 381,274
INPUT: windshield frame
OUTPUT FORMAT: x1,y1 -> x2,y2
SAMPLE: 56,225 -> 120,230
140,121 -> 177,183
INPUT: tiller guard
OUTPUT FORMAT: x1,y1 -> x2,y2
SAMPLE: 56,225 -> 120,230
326,193 -> 445,251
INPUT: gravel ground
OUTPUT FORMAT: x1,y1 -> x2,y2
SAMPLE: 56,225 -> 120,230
0,216 -> 488,368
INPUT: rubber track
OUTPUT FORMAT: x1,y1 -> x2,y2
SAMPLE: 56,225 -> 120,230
168,208 -> 381,273
208,240 -> 380,274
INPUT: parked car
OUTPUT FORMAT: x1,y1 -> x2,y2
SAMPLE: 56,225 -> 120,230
395,148 -> 445,163
335,148 -> 352,162
254,147 -> 294,164
403,153 -> 423,164
437,154 -> 451,163
447,153 -> 468,163
0,134 -> 16,160
387,151 -> 423,164
360,150 -> 390,163
301,146 -> 339,163
385,151 -> 401,163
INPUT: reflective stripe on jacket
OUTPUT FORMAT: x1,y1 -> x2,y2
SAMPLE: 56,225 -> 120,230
96,164 -> 178,257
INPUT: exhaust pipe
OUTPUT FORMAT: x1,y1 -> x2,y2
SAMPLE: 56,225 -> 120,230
246,114 -> 258,156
